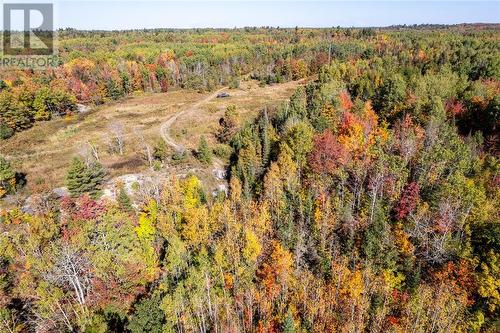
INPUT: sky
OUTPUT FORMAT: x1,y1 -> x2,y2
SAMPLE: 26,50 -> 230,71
4,1 -> 500,30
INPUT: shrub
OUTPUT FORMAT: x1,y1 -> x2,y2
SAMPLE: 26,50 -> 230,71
229,76 -> 240,89
171,150 -> 187,164
213,144 -> 232,159
152,160 -> 162,171
153,139 -> 168,161
0,123 -> 14,140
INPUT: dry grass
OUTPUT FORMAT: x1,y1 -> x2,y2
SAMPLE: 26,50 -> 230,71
0,79 -> 304,197
172,79 -> 303,149
0,90 -> 201,192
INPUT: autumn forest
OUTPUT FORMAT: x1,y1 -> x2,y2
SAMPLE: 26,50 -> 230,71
0,24 -> 499,333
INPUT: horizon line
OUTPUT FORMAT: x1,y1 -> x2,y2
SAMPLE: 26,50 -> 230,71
4,22 -> 499,33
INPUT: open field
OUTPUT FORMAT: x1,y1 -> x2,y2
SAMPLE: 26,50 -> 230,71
171,79 -> 307,150
0,79 -> 304,196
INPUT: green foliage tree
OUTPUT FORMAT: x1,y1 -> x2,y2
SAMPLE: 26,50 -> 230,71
374,73 -> 406,119
289,86 -> 307,119
0,156 -> 15,198
196,135 -> 212,164
282,120 -> 314,172
0,91 -> 33,131
118,187 -> 133,211
216,104 -> 239,143
1,26 -> 499,333
33,87 -> 77,121
127,293 -> 165,333
0,122 -> 14,140
66,157 -> 106,198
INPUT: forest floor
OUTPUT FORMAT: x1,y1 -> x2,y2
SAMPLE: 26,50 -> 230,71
0,78 -> 305,201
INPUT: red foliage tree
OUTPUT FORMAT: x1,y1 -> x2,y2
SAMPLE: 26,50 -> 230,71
308,130 -> 347,175
394,181 -> 420,220
445,99 -> 466,117
339,91 -> 354,111
430,260 -> 476,305
59,196 -> 76,230
68,78 -> 91,103
73,195 -> 106,220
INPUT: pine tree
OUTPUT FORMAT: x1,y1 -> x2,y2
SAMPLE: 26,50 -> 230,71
86,162 -> 106,198
66,157 -> 106,198
282,310 -> 296,333
196,135 -> 212,164
66,157 -> 87,197
118,187 -> 133,211
259,109 -> 271,167
0,156 -> 15,198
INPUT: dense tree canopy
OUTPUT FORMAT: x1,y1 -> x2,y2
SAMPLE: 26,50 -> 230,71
0,25 -> 499,332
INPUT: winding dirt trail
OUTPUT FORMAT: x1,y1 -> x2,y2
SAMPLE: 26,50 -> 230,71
160,87 -> 228,153
2,87 -> 227,161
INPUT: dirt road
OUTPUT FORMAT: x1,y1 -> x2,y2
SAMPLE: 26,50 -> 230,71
159,87 -> 228,152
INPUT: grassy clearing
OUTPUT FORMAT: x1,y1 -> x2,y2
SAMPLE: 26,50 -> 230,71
172,79 -> 303,150
0,90 -> 200,193
0,80 -> 303,197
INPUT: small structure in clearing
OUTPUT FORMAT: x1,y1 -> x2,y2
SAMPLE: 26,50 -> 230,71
216,92 -> 230,98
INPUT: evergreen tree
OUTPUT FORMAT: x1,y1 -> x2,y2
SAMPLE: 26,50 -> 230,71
66,157 -> 87,197
86,162 -> 106,198
0,156 -> 15,197
118,187 -> 133,211
259,109 -> 272,167
196,135 -> 212,164
66,157 -> 106,198
282,310 -> 296,333
127,293 -> 164,333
